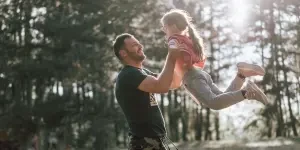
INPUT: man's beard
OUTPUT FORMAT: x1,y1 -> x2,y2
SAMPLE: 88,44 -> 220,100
127,51 -> 146,62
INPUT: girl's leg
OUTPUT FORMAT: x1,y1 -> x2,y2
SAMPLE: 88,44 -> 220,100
210,61 -> 265,94
183,69 -> 268,110
184,75 -> 245,110
209,74 -> 245,95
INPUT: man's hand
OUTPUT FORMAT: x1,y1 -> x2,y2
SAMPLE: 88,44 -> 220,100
168,43 -> 186,60
136,45 -> 183,93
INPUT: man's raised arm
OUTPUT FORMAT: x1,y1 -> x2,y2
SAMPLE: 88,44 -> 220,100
138,50 -> 179,93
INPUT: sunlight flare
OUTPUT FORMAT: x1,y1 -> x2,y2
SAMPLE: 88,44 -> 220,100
229,0 -> 249,28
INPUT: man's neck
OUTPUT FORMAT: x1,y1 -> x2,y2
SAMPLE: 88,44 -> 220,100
125,61 -> 143,69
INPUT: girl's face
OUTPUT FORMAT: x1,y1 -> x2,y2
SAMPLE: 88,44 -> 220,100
161,24 -> 179,38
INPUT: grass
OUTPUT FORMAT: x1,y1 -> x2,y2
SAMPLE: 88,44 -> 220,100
110,137 -> 300,150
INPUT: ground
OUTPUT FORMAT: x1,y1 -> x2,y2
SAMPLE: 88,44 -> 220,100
176,137 -> 300,150
111,137 -> 300,150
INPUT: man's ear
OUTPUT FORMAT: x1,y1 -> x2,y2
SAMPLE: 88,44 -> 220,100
119,50 -> 127,58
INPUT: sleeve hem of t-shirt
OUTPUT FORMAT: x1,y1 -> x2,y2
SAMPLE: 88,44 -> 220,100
143,68 -> 158,77
122,70 -> 148,89
133,73 -> 147,89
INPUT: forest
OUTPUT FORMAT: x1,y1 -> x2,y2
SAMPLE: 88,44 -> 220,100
0,0 -> 299,149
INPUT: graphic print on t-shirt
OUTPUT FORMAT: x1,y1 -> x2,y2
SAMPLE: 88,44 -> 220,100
149,93 -> 158,106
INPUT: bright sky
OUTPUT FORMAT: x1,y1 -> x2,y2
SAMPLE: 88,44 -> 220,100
214,0 -> 264,140
229,0 -> 250,29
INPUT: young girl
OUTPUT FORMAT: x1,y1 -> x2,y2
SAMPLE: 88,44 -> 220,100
161,9 -> 268,109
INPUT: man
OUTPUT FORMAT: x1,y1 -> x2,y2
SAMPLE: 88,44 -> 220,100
113,33 -> 179,150
113,33 -> 266,150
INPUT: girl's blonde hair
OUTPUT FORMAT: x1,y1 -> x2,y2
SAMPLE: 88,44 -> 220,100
161,9 -> 205,60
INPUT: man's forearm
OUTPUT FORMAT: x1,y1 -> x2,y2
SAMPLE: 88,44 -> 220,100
170,72 -> 182,90
156,53 -> 177,92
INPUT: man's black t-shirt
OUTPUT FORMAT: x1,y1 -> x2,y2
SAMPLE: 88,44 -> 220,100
115,65 -> 166,138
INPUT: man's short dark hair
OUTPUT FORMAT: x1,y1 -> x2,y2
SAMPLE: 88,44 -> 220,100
113,33 -> 133,60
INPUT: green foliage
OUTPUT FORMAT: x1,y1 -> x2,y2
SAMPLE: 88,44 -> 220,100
0,0 -> 166,149
0,0 -> 299,149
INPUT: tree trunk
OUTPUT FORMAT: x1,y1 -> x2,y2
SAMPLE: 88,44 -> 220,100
296,4 -> 300,117
268,4 -> 284,137
181,92 -> 188,141
38,128 -> 47,150
167,91 -> 173,139
297,77 -> 300,116
267,117 -> 272,138
278,5 -> 298,136
214,112 -> 220,140
195,106 -> 203,141
204,107 -> 211,140
174,90 -> 179,141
